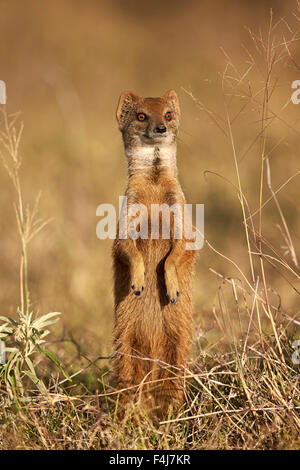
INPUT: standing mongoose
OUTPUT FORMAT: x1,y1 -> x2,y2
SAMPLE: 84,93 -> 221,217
112,90 -> 196,418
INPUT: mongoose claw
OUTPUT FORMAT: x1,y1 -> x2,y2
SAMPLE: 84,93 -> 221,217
165,262 -> 180,304
167,289 -> 180,305
131,261 -> 145,297
131,284 -> 144,296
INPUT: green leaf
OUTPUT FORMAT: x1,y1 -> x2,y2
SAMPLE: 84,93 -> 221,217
32,312 -> 61,329
23,371 -> 48,395
25,356 -> 37,378
38,346 -> 72,382
6,317 -> 19,326
4,347 -> 18,353
0,316 -> 10,322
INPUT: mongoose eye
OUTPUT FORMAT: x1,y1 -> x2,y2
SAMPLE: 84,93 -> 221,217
165,111 -> 173,121
137,113 -> 147,121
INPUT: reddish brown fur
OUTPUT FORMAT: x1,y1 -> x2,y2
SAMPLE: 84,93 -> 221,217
112,90 -> 196,418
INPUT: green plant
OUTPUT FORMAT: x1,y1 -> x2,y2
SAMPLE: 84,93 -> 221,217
0,106 -> 69,400
0,309 -> 61,397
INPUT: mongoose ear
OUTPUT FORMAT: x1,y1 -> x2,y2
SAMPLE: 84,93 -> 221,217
164,89 -> 181,119
116,91 -> 138,131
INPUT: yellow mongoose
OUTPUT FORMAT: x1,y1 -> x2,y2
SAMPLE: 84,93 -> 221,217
112,90 -> 196,417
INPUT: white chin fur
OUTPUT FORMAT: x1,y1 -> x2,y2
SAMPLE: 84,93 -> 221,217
126,143 -> 177,171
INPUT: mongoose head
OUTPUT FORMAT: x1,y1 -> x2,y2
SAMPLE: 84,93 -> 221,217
116,90 -> 180,149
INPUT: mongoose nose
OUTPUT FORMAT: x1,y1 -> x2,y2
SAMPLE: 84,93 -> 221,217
155,124 -> 167,134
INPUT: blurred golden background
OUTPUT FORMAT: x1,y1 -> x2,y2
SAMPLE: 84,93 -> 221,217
0,0 -> 299,368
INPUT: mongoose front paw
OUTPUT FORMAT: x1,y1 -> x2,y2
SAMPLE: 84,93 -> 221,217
131,284 -> 144,296
131,264 -> 145,297
167,289 -> 180,304
165,262 -> 180,305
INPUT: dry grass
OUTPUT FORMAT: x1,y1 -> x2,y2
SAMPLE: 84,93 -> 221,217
0,0 -> 300,450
